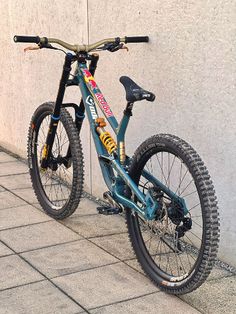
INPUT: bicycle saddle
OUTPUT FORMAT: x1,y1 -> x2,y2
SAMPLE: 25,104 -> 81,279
119,76 -> 155,103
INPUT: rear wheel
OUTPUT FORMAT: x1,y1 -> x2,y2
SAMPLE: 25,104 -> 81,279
126,134 -> 220,294
28,102 -> 84,219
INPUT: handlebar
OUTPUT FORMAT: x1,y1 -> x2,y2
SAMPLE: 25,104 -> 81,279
13,35 -> 149,52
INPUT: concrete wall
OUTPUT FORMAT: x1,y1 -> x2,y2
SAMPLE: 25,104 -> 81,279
0,1 -> 235,266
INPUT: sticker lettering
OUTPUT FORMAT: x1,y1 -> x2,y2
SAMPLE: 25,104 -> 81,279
86,96 -> 98,120
82,69 -> 114,118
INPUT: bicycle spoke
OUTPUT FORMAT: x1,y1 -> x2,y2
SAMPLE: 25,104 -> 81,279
136,149 -> 204,279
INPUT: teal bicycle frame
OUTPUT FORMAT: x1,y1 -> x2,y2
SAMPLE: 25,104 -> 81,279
46,52 -> 188,220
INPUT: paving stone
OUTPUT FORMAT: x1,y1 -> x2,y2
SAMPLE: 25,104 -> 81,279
0,191 -> 27,209
91,233 -> 135,260
90,292 -> 201,314
180,276 -> 236,314
62,213 -> 127,238
21,239 -> 118,278
207,265 -> 234,281
0,221 -> 81,253
13,188 -> 38,204
0,242 -> 14,257
0,161 -> 28,176
0,280 -> 83,314
0,173 -> 32,190
0,255 -> 43,290
53,262 -> 158,309
0,152 -> 18,163
76,197 -> 99,216
0,205 -> 51,230
15,192 -> 98,216
125,258 -> 145,275
0,185 -> 5,192
33,197 -> 99,215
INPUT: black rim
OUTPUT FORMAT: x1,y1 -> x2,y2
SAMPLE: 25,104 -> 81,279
32,111 -> 74,210
132,147 -> 204,282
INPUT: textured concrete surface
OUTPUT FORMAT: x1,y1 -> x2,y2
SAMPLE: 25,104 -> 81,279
0,242 -> 14,257
0,255 -> 43,290
0,221 -> 81,253
0,281 -> 82,314
0,190 -> 27,209
52,263 -> 158,309
90,233 -> 135,260
90,292 -> 201,314
21,240 -> 118,278
0,161 -> 28,176
62,213 -> 127,238
0,204 -> 50,230
0,149 -> 235,313
180,276 -> 236,314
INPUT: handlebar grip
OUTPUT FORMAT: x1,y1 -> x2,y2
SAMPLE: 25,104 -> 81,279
13,35 -> 40,44
124,36 -> 149,43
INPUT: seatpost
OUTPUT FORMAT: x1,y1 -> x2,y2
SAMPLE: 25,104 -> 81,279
41,53 -> 74,168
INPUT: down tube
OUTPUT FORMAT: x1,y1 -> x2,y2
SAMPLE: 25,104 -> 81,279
79,78 -> 114,190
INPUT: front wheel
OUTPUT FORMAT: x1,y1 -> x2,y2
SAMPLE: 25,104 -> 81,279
28,102 -> 84,219
126,134 -> 220,294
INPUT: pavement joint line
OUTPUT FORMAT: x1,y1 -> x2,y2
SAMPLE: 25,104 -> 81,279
0,219 -> 54,233
0,146 -> 27,164
0,237 -> 90,314
87,290 -> 161,312
0,279 -> 47,293
57,220 -> 152,282
0,160 -> 25,164
19,254 -> 91,314
0,252 -> 15,259
0,172 -> 29,178
0,203 -> 30,212
50,260 -> 121,280
0,185 -> 32,191
86,231 -> 128,240
1,181 -> 133,273
178,295 -> 204,314
18,238 -> 84,255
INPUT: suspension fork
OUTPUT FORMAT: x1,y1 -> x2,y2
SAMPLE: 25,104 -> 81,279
41,53 -> 74,168
74,53 -> 99,133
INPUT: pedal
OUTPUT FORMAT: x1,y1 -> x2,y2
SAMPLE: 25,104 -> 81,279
97,206 -> 122,215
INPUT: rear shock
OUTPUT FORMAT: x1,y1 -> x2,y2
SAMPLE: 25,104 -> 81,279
96,118 -> 117,154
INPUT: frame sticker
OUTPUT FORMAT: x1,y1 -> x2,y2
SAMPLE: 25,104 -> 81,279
82,69 -> 113,118
85,95 -> 98,120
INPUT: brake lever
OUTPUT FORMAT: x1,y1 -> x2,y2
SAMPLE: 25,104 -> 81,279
39,43 -> 58,50
24,45 -> 40,52
24,43 -> 66,54
100,42 -> 128,53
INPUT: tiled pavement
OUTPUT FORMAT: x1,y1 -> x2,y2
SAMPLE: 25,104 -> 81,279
0,149 -> 235,314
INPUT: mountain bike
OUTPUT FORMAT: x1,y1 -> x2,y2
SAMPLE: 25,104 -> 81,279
14,34 -> 220,294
